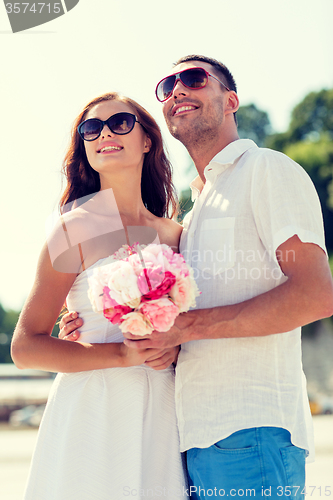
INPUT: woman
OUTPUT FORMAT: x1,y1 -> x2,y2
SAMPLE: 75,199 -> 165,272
11,93 -> 186,499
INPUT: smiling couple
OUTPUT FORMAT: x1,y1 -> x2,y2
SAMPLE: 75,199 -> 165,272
12,55 -> 333,499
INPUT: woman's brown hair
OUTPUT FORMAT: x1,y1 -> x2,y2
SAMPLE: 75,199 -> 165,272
60,92 -> 178,218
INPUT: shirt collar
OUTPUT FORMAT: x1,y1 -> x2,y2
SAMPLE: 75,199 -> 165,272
189,139 -> 258,201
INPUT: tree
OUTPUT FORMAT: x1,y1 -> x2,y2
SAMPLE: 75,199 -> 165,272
284,136 -> 333,251
288,89 -> 333,143
237,103 -> 272,147
267,88 -> 333,151
267,88 -> 333,253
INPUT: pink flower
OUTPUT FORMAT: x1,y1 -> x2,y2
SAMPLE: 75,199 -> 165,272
140,298 -> 179,332
137,265 -> 164,294
139,244 -> 172,268
138,267 -> 176,300
169,271 -> 200,313
102,287 -> 132,324
119,311 -> 153,336
168,253 -> 190,277
160,244 -> 175,260
127,252 -> 143,276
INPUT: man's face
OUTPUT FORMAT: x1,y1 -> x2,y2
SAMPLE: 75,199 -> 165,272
161,61 -> 228,146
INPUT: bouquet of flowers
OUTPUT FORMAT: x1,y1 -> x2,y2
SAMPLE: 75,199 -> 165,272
87,243 -> 200,336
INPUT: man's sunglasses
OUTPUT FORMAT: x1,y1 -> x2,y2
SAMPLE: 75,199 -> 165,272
78,112 -> 141,141
155,67 -> 230,103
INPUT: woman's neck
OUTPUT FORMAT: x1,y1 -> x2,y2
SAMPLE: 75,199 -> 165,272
99,173 -> 149,225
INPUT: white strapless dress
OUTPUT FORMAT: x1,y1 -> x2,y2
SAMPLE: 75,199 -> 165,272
24,258 -> 187,500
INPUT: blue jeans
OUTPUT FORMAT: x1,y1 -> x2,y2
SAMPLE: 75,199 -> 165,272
186,427 -> 306,499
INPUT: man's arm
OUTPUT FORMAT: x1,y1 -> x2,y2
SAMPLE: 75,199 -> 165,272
123,235 -> 333,349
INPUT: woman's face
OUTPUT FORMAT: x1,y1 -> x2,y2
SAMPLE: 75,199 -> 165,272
83,100 -> 151,180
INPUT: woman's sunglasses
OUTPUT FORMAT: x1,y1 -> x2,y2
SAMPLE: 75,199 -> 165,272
78,112 -> 141,141
155,67 -> 230,103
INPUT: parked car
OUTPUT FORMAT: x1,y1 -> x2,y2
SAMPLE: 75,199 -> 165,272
9,404 -> 45,427
309,394 -> 333,415
320,396 -> 333,414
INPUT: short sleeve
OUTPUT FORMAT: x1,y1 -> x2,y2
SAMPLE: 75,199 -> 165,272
250,149 -> 327,264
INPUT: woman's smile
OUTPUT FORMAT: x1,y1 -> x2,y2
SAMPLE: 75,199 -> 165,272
97,141 -> 123,154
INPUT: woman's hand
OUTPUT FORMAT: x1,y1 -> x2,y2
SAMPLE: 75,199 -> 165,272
58,311 -> 83,341
118,343 -> 166,368
145,346 -> 180,370
118,343 -> 180,370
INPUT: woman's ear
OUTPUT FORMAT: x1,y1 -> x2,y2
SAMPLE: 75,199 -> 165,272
144,135 -> 152,153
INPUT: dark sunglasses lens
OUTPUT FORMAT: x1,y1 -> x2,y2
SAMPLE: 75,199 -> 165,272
181,68 -> 207,88
157,76 -> 176,102
79,119 -> 102,141
157,68 -> 208,101
108,113 -> 136,135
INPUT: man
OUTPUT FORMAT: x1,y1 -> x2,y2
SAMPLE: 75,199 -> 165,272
60,55 -> 333,498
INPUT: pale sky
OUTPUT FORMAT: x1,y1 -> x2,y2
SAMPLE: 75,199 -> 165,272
0,0 -> 332,310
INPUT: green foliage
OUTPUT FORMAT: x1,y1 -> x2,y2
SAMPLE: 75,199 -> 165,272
326,256 -> 333,329
268,88 -> 333,253
267,88 -> 333,151
237,104 -> 272,147
0,344 -> 13,363
288,89 -> 333,143
0,304 -> 20,363
330,254 -> 333,276
284,136 -> 333,211
265,131 -> 291,152
0,302 -> 61,363
0,303 -> 5,327
52,319 -> 60,339
177,188 -> 193,223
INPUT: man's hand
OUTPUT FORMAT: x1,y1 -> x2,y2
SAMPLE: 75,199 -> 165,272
58,311 -> 83,341
123,311 -> 197,349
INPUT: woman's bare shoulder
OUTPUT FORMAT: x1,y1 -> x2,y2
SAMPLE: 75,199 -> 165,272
155,218 -> 183,251
46,207 -> 93,274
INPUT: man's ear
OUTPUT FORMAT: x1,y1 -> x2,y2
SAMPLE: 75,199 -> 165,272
225,91 -> 239,115
144,135 -> 152,153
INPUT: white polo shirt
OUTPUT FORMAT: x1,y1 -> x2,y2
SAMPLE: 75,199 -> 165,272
177,139 -> 326,461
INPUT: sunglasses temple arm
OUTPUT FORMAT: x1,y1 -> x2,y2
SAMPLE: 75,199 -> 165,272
210,74 -> 230,91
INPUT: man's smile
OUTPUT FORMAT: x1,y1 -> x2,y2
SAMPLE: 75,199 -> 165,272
171,102 -> 199,116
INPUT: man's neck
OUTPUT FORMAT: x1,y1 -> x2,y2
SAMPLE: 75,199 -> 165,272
189,132 -> 239,182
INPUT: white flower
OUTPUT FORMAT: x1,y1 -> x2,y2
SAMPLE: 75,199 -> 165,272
87,263 -> 112,312
107,261 -> 141,307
